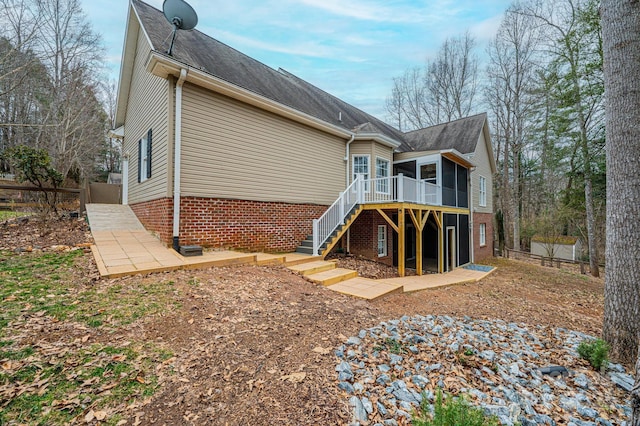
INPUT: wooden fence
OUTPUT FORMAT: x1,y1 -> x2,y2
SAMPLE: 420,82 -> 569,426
0,184 -> 85,214
501,247 -> 604,275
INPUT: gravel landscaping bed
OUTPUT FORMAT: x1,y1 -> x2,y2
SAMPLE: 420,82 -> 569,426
336,315 -> 633,425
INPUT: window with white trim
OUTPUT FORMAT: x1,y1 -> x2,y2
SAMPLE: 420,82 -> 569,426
138,129 -> 152,183
479,223 -> 486,247
377,225 -> 387,257
353,155 -> 370,191
375,157 -> 390,194
479,176 -> 487,207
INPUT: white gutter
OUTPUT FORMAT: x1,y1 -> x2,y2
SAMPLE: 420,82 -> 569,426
172,68 -> 188,251
122,153 -> 129,205
344,134 -> 355,186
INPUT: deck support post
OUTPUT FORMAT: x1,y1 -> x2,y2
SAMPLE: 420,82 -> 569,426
398,207 -> 405,277
438,211 -> 444,273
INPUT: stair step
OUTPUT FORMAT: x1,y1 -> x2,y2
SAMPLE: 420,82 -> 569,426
327,277 -> 404,301
295,246 -> 314,255
306,268 -> 358,286
288,260 -> 336,275
299,239 -> 313,248
283,253 -> 323,266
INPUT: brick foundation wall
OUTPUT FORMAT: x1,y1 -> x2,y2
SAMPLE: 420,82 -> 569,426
473,212 -> 494,261
130,198 -> 173,243
131,197 -> 327,252
347,210 -> 394,266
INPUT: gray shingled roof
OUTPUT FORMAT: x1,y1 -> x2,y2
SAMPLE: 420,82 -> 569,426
131,0 -> 485,154
132,0 -> 404,142
399,113 -> 487,154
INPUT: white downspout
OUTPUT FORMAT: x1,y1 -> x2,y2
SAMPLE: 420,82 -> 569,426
344,134 -> 355,186
172,68 -> 188,251
469,167 -> 475,264
121,153 -> 129,205
344,134 -> 355,254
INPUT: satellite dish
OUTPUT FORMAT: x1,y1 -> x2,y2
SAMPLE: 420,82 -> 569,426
163,0 -> 198,56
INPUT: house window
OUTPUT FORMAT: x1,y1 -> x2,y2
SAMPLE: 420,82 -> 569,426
479,223 -> 486,247
479,176 -> 487,207
378,225 -> 387,257
138,129 -> 152,183
353,155 -> 370,191
376,157 -> 390,194
420,163 -> 437,185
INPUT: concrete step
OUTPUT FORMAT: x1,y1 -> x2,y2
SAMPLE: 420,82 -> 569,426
288,260 -> 336,275
327,277 -> 404,301
306,268 -> 358,286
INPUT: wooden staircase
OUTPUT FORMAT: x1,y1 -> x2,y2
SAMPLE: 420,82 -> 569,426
295,205 -> 363,257
286,257 -> 403,300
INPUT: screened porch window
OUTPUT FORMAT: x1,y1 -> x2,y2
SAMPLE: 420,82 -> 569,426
420,163 -> 437,185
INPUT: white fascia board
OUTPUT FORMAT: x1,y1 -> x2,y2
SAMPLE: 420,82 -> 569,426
353,133 -> 402,149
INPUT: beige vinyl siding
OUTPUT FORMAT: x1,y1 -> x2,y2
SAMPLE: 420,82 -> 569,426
349,141 -> 392,180
469,131 -> 493,214
373,144 -> 393,169
180,83 -> 346,205
123,30 -> 170,203
394,151 -> 438,162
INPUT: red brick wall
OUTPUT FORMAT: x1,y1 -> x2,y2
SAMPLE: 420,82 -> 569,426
130,198 -> 173,243
473,212 -> 494,261
130,197 -> 327,252
347,210 -> 394,266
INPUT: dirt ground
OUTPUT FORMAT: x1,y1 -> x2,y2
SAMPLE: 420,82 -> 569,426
0,216 -> 607,425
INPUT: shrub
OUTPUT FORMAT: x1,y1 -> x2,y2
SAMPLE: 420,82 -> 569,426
577,338 -> 610,371
412,389 -> 500,426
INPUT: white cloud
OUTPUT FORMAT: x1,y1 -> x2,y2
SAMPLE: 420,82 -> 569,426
295,0 -> 446,23
469,13 -> 504,43
208,28 -> 338,59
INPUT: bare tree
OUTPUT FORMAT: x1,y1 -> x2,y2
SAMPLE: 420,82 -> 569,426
486,3 -> 542,250
385,67 -> 428,130
33,0 -> 106,180
601,2 -> 640,417
425,31 -> 478,124
385,32 -> 479,130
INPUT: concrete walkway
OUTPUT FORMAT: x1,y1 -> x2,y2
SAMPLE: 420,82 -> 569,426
86,204 -> 319,278
284,257 -> 496,300
379,267 -> 495,293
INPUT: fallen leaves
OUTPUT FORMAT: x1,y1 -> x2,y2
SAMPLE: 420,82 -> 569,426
84,409 -> 107,423
280,372 -> 307,383
312,346 -> 331,355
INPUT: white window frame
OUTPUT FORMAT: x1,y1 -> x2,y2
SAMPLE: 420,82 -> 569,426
375,157 -> 390,194
352,154 -> 370,192
479,223 -> 486,247
139,135 -> 149,183
479,176 -> 487,207
377,225 -> 387,257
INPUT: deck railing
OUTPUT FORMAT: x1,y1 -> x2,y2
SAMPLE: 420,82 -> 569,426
311,174 -> 443,255
312,176 -> 361,256
362,174 -> 441,206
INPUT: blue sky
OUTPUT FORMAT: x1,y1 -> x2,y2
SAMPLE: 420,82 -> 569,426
86,0 -> 512,121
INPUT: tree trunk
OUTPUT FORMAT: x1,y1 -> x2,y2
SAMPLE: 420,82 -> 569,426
633,349 -> 640,426
601,0 -> 640,370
